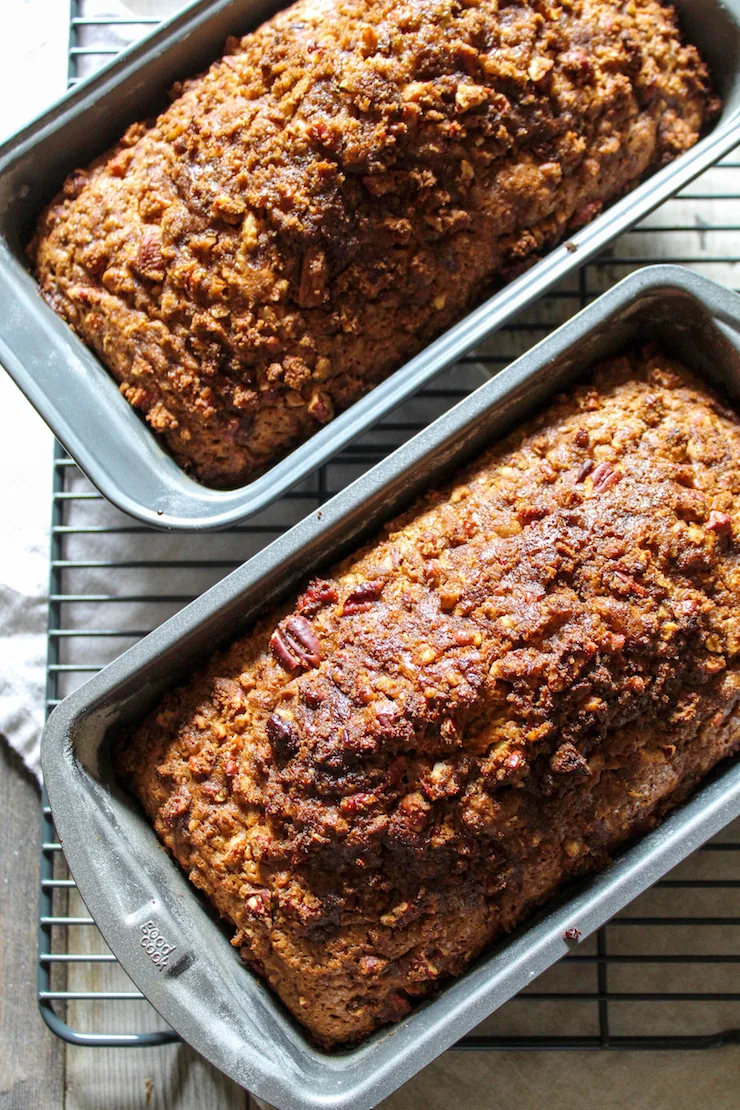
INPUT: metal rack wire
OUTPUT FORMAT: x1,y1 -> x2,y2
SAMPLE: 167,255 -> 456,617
39,0 -> 740,1055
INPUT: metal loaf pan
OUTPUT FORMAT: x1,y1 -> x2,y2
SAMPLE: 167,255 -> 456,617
2,2 -> 740,530
43,266 -> 740,1109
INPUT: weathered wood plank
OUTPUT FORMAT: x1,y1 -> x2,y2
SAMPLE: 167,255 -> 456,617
0,745 -> 65,1110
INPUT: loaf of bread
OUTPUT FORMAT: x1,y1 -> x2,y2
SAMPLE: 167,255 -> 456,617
116,347 -> 740,1046
31,1 -> 717,486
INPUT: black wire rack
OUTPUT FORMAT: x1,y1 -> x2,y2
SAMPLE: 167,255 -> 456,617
38,0 -> 740,1058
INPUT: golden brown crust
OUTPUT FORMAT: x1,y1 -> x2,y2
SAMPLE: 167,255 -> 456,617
117,347 -> 740,1046
31,0 -> 718,486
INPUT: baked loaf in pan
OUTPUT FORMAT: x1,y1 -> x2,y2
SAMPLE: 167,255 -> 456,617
31,0 -> 718,486
117,347 -> 740,1047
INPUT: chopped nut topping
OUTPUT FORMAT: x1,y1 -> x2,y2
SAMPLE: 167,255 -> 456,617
342,579 -> 384,615
307,389 -> 334,423
160,785 -> 191,824
561,47 -> 595,82
454,82 -> 488,112
528,55 -> 554,83
576,458 -> 594,482
439,585 -> 462,610
244,888 -> 271,917
134,226 -> 164,282
707,510 -> 732,534
613,570 -> 649,598
340,792 -> 377,814
518,504 -> 549,525
297,578 -> 338,616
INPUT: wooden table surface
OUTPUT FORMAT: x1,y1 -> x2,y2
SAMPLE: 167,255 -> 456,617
1,2 -> 739,1108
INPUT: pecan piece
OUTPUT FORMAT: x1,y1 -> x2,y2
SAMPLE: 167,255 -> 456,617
270,630 -> 298,672
528,55 -> 554,84
591,460 -> 623,493
380,900 -> 414,928
270,615 -> 321,671
160,785 -> 191,825
266,713 -> 299,761
602,631 -> 626,653
244,888 -> 271,918
540,459 -> 558,483
307,119 -> 341,152
421,759 -> 466,801
707,510 -> 732,534
339,791 -> 377,815
439,585 -> 462,610
134,225 -> 164,282
342,579 -> 384,615
561,47 -> 595,83
376,703 -> 399,727
407,952 -> 440,982
518,504 -> 549,525
613,570 -> 649,598
301,685 -> 324,709
396,791 -> 431,833
358,955 -> 388,977
307,389 -> 334,424
495,749 -> 526,782
297,578 -> 338,616
201,778 -> 228,802
576,458 -> 594,483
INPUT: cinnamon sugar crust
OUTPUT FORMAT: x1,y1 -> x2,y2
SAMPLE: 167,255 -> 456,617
31,0 -> 718,485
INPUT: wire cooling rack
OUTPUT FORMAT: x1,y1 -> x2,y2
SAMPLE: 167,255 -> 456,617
39,0 -> 740,1057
